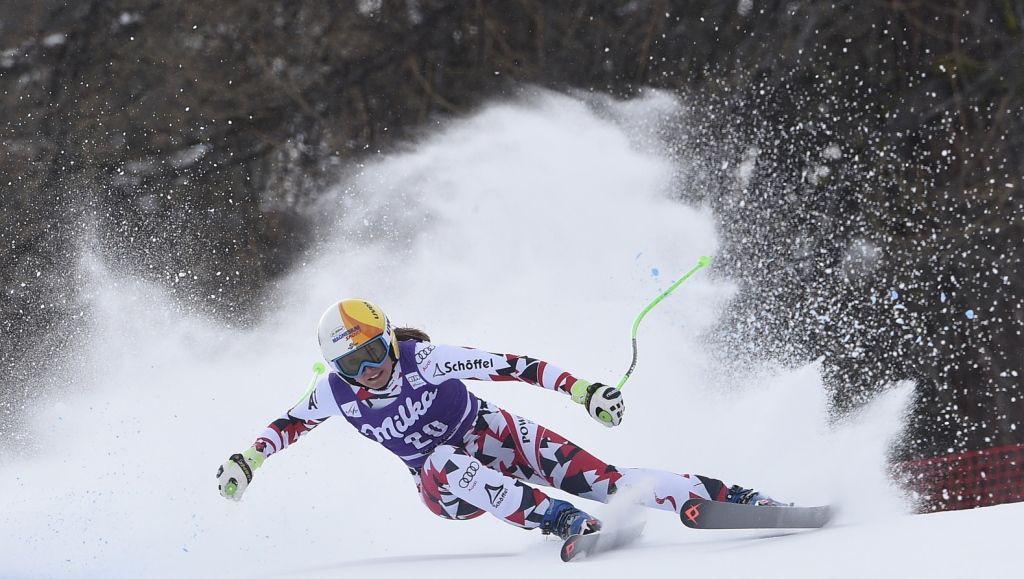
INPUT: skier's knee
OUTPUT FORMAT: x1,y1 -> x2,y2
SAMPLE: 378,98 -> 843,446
421,498 -> 486,521
418,448 -> 486,521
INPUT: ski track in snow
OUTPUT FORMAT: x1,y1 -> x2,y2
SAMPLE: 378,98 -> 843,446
2,90 -> 1006,578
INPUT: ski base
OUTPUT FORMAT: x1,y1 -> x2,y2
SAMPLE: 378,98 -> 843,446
680,498 -> 832,530
560,522 -> 645,562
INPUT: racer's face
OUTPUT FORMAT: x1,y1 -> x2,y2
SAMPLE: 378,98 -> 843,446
356,356 -> 394,390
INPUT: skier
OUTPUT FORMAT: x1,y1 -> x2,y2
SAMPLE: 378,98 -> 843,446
217,298 -> 786,541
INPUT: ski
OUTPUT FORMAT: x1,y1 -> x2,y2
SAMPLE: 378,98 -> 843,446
560,522 -> 645,562
679,499 -> 832,530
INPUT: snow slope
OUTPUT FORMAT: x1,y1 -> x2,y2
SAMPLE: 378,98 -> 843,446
1,90 -> 1010,579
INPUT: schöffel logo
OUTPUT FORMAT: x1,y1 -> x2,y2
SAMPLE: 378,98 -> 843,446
485,484 -> 508,508
331,325 -> 361,343
435,358 -> 494,376
459,462 -> 481,489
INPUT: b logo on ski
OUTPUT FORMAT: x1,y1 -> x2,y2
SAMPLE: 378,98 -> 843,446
679,498 -> 833,529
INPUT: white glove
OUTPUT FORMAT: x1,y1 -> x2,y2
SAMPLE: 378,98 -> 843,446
217,448 -> 264,501
571,381 -> 625,427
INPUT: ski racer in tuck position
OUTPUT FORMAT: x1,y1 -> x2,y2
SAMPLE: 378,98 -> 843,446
216,298 -> 788,541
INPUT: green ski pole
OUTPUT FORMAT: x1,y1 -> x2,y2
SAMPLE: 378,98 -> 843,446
223,361 -> 327,498
295,361 -> 327,406
615,255 -> 712,390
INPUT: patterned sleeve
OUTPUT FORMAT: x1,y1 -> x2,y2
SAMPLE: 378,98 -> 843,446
413,341 -> 583,396
252,375 -> 339,459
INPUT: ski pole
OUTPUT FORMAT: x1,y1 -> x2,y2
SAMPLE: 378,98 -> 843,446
615,255 -> 712,390
223,362 -> 327,498
294,361 -> 327,406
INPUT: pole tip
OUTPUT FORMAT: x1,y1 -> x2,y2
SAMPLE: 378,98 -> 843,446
698,255 -> 713,267
312,361 -> 326,374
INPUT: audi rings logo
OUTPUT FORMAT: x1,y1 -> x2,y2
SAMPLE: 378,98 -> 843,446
415,344 -> 436,364
459,461 -> 481,489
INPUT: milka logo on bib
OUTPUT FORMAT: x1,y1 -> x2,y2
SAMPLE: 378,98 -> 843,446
360,390 -> 437,442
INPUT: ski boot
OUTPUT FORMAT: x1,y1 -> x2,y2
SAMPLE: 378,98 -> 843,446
540,499 -> 602,540
725,484 -> 792,507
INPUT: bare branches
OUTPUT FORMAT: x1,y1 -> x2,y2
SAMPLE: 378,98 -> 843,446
1,1 -> 1022,462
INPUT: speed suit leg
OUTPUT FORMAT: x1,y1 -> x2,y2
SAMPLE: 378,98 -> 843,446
467,401 -> 733,517
416,444 -> 551,529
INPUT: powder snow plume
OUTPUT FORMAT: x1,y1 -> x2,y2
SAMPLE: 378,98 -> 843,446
0,91 -> 931,579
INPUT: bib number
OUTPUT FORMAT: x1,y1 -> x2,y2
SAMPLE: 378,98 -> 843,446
404,420 -> 449,449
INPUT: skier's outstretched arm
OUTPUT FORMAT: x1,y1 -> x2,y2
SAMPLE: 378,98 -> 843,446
412,341 -> 624,427
217,376 -> 338,501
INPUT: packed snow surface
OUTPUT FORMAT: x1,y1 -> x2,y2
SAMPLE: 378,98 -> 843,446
2,91 -> 1010,578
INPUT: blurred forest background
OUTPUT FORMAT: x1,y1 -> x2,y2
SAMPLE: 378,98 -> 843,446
2,0 -> 1022,500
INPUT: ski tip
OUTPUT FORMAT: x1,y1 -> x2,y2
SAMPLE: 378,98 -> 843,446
560,523 -> 646,562
680,498 -> 705,528
680,498 -> 834,530
560,535 -> 583,562
814,504 -> 835,526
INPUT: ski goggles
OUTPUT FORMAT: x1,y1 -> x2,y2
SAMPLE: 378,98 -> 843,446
332,334 -> 391,379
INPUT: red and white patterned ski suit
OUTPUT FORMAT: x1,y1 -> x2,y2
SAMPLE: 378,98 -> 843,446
251,341 -> 733,530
